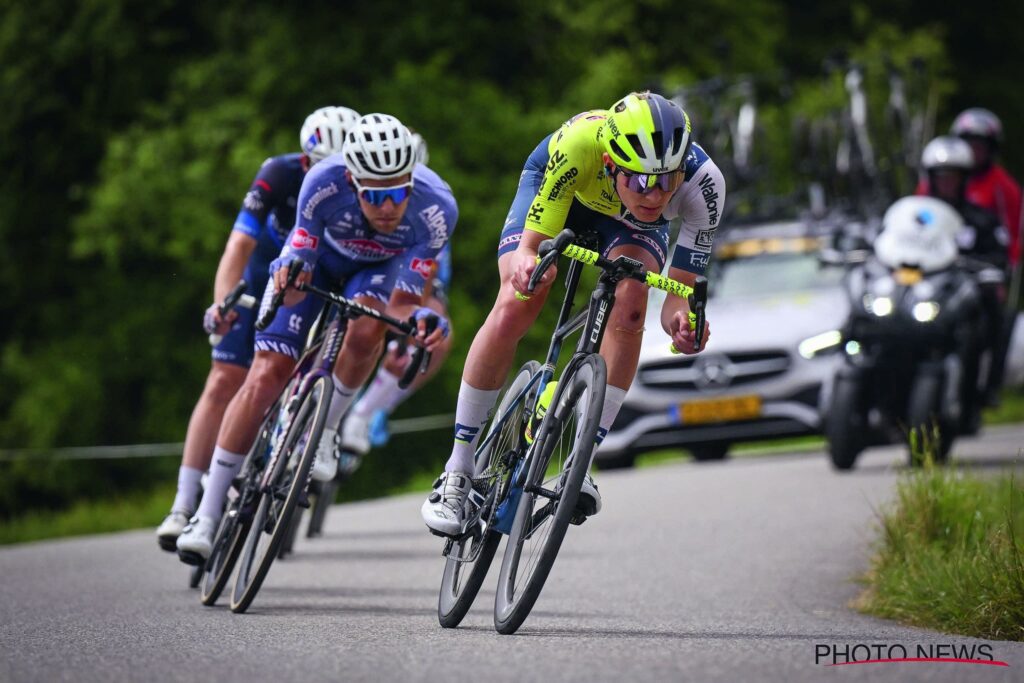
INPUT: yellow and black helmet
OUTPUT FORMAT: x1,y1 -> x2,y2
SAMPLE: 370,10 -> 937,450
602,92 -> 692,174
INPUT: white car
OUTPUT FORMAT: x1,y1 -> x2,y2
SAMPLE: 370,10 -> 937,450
597,221 -> 849,468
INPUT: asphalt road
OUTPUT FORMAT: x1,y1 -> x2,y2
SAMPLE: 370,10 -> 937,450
2,426 -> 1023,683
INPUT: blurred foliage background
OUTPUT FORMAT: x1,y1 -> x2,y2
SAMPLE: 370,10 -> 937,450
1,0 -> 1022,523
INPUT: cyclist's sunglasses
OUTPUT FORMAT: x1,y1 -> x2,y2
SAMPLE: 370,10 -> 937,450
616,168 -> 684,195
351,177 -> 414,206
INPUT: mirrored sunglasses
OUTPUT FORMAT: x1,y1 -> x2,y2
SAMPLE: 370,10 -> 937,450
351,178 -> 414,206
618,168 -> 684,195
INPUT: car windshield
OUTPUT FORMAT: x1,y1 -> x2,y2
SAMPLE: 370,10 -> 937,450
710,252 -> 843,299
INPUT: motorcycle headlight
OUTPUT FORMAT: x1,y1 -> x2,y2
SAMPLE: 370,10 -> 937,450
798,330 -> 843,359
864,295 -> 893,317
912,301 -> 940,322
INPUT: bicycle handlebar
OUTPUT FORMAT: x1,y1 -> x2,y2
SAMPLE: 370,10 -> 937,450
526,229 -> 709,350
295,281 -> 434,389
208,280 -> 258,346
255,260 -> 305,331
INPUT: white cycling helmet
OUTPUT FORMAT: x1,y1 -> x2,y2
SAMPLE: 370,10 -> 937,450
951,107 -> 1003,145
410,130 -> 429,166
875,196 -> 961,273
920,136 -> 974,172
300,106 -> 361,163
343,114 -> 418,179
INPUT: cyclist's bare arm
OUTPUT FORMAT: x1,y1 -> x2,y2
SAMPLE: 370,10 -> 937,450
660,266 -> 709,353
214,231 -> 258,304
510,228 -> 557,294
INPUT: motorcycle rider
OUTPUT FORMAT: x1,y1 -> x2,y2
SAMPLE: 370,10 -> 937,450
918,135 -> 1009,424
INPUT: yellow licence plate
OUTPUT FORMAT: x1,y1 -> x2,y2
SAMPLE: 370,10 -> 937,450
680,395 -> 762,425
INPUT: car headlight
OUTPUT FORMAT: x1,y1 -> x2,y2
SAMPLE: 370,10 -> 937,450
912,301 -> 940,322
798,330 -> 843,359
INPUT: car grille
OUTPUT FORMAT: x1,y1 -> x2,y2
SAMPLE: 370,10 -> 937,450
637,350 -> 791,391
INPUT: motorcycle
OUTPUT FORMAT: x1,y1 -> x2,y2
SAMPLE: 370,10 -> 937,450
825,196 -> 983,469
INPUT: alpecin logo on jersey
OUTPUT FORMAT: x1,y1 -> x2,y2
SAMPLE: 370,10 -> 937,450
301,182 -> 339,220
410,257 -> 436,279
338,239 -> 403,260
291,228 -> 319,250
418,205 -> 449,248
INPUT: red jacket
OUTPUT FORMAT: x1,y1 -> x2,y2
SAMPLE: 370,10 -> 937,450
916,164 -> 1022,266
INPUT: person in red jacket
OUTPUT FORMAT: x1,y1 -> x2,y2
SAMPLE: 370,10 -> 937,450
951,108 -> 1023,269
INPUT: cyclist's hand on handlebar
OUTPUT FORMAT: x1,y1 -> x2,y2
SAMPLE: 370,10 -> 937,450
669,309 -> 711,354
412,307 -> 449,352
510,248 -> 555,300
270,257 -> 312,307
203,303 -> 238,336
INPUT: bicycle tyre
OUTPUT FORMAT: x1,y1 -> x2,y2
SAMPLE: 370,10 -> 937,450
307,477 -> 339,538
438,360 -> 540,628
230,375 -> 331,613
199,404 -> 279,606
493,354 -> 605,634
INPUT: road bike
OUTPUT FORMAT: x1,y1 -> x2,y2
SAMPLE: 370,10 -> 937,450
435,229 -> 707,634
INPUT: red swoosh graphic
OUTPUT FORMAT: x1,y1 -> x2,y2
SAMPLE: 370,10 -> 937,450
827,658 -> 1009,667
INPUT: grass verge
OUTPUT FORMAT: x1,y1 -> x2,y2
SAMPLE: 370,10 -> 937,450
0,482 -> 176,546
854,459 -> 1024,641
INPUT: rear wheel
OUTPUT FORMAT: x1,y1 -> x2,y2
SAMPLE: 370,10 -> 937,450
906,372 -> 953,465
307,477 -> 339,538
493,354 -> 605,635
230,376 -> 331,613
438,360 -> 540,629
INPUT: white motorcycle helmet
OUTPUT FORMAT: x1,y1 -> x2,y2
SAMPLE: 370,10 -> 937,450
874,196 -> 962,273
300,106 -> 361,163
343,114 -> 418,179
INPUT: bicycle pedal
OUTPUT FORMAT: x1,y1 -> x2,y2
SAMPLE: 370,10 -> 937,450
569,509 -> 590,526
425,525 -> 460,540
177,550 -> 204,567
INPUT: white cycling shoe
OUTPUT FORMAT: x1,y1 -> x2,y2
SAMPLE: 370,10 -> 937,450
421,472 -> 472,537
176,515 -> 217,564
311,427 -> 340,482
341,414 -> 372,456
156,511 -> 190,552
576,473 -> 602,518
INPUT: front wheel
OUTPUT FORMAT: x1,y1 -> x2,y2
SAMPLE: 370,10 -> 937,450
199,404 -> 278,606
230,375 -> 331,613
826,375 -> 866,471
438,360 -> 540,629
493,354 -> 606,635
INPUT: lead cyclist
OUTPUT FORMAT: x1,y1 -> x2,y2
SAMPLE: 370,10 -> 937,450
421,91 -> 725,535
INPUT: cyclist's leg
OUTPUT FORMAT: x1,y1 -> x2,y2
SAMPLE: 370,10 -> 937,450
192,275 -> 324,522
448,136 -> 556,473
592,222 -> 669,441
345,293 -> 453,453
422,139 -> 554,534
160,265 -> 264,547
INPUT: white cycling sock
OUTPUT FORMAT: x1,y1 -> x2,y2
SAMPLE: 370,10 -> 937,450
351,367 -> 409,419
170,465 -> 204,515
444,381 -> 500,474
597,385 -> 628,445
325,374 -> 360,430
196,447 -> 245,520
